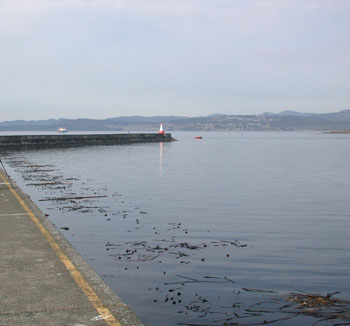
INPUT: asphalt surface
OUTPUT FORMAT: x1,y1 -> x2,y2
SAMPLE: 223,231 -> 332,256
0,168 -> 143,326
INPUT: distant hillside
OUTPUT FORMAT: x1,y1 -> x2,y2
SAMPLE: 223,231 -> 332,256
1,110 -> 350,132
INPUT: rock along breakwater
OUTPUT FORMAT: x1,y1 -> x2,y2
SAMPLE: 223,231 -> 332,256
0,133 -> 174,149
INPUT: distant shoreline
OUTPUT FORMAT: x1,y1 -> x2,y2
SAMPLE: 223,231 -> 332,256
324,130 -> 350,134
1,110 -> 350,132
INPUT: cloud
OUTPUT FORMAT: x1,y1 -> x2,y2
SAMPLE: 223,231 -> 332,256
0,0 -> 58,33
1,0 -> 349,35
0,0 -> 201,33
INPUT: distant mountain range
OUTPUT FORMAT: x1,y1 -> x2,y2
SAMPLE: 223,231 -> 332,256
1,110 -> 350,132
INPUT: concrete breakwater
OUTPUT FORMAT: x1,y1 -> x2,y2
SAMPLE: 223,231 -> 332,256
0,133 -> 174,149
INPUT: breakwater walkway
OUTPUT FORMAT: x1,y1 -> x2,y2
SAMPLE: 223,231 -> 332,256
0,168 -> 143,326
0,133 -> 173,149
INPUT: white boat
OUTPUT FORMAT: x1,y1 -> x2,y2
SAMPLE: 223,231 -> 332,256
57,128 -> 67,133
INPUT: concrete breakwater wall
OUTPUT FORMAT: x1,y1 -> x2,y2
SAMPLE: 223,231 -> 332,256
0,133 -> 174,149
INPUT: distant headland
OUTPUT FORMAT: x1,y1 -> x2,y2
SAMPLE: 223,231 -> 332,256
1,110 -> 350,132
324,130 -> 350,134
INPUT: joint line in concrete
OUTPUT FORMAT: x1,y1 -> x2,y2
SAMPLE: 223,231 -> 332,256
0,213 -> 31,217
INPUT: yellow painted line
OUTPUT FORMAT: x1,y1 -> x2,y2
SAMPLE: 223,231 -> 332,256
0,170 -> 121,326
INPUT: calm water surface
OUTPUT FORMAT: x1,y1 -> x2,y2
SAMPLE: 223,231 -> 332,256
3,131 -> 350,326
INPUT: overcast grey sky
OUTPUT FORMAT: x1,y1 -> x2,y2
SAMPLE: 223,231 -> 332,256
0,0 -> 349,121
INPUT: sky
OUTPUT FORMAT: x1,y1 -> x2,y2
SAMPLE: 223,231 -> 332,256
0,0 -> 349,121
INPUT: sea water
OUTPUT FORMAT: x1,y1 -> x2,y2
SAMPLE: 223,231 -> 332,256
3,131 -> 350,326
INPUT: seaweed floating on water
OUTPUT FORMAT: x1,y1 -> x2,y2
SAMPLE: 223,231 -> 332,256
173,292 -> 350,326
39,194 -> 108,201
108,237 -> 247,263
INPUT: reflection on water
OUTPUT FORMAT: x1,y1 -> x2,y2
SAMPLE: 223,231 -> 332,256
159,141 -> 163,177
3,131 -> 350,326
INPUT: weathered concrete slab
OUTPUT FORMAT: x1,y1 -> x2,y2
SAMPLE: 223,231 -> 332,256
0,170 -> 143,326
